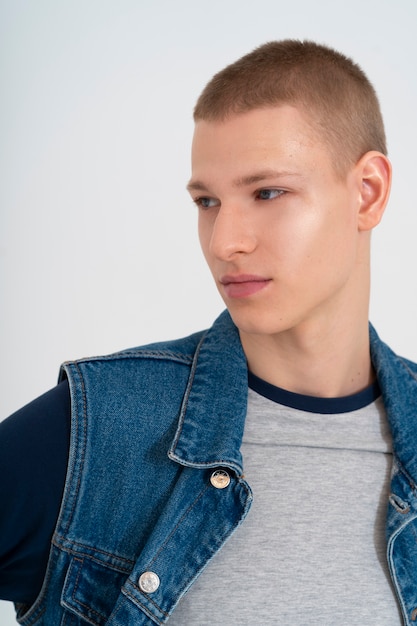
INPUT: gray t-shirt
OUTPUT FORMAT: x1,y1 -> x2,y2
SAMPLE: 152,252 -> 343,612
169,381 -> 401,625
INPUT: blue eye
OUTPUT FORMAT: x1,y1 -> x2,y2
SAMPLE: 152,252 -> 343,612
258,189 -> 282,200
257,189 -> 285,200
194,196 -> 218,209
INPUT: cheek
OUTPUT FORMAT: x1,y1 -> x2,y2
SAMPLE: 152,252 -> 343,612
266,203 -> 356,276
197,216 -> 213,262
263,211 -> 323,263
305,205 -> 359,285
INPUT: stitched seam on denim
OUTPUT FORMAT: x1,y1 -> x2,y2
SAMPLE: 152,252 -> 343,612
393,455 -> 417,492
130,587 -> 169,618
386,514 -> 417,621
105,600 -> 134,625
121,588 -> 165,623
69,557 -> 107,625
398,357 -> 417,383
406,516 -> 417,554
65,351 -> 194,366
170,332 -> 207,450
128,478 -> 251,617
52,537 -> 134,571
197,481 -> 252,548
58,361 -> 88,537
143,482 -> 211,571
16,604 -> 46,626
117,350 -> 194,361
168,455 -> 243,474
104,600 -> 130,625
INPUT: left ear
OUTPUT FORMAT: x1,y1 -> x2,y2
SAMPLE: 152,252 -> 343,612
355,151 -> 392,231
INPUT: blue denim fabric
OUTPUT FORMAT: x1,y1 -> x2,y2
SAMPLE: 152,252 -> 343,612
370,331 -> 417,624
14,311 -> 417,625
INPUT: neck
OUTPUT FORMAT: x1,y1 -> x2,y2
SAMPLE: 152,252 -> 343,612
239,235 -> 375,398
240,294 -> 373,398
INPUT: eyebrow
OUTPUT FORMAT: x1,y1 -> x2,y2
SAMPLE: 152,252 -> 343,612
186,169 -> 300,192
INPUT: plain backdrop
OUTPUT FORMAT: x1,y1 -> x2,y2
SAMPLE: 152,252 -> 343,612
1,0 -> 417,622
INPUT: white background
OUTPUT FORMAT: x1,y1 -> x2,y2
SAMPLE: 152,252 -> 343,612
1,0 -> 417,622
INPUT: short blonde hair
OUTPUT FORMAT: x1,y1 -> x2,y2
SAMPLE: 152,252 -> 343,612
194,40 -> 387,175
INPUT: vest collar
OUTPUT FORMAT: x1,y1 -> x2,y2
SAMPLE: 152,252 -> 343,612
169,310 -> 247,476
370,323 -> 417,486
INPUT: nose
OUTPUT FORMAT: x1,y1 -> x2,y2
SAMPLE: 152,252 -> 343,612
206,205 -> 257,261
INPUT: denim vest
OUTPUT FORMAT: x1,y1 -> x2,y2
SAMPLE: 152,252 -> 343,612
15,311 -> 417,625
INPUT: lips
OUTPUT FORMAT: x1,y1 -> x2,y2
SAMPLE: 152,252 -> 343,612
219,274 -> 271,299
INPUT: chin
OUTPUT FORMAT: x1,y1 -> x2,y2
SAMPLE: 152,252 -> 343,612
226,306 -> 291,337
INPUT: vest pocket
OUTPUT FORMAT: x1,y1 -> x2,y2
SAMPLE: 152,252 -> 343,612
61,555 -> 129,625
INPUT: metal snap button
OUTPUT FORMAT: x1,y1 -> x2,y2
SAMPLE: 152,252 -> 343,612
210,469 -> 231,489
138,571 -> 160,593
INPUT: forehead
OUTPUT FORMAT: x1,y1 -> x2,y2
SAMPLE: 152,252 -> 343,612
190,106 -> 332,181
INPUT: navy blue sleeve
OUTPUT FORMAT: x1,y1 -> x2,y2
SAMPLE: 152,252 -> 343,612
0,381 -> 70,605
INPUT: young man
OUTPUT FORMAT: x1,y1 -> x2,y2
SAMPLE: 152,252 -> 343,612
1,40 -> 416,625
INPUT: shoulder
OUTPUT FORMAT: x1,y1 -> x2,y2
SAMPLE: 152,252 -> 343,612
370,324 -> 417,380
117,327 -> 209,362
61,310 -> 236,371
59,310 -> 237,380
62,328 -> 209,371
395,355 -> 417,377
57,330 -> 210,399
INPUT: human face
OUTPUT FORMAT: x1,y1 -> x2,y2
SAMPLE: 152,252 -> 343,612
188,106 -> 365,340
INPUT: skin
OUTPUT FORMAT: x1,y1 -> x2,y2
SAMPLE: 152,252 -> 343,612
188,106 -> 391,397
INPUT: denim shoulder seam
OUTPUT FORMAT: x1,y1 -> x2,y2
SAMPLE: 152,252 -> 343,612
62,350 -> 195,368
397,355 -> 417,382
